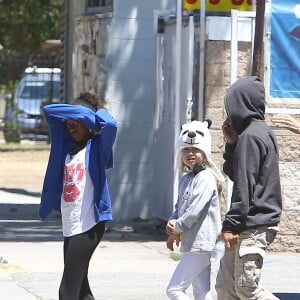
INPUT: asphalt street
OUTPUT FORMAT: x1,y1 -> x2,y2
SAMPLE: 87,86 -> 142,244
0,189 -> 300,300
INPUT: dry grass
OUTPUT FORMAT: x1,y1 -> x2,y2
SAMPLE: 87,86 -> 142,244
0,263 -> 21,273
0,145 -> 50,193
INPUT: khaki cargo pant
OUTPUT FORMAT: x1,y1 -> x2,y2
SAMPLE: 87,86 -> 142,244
215,227 -> 279,300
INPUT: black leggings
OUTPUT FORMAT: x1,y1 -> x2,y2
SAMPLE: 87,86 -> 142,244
59,222 -> 106,300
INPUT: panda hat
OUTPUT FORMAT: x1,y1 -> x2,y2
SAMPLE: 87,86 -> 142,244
177,120 -> 224,182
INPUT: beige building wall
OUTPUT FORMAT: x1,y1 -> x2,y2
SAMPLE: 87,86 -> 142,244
205,40 -> 300,252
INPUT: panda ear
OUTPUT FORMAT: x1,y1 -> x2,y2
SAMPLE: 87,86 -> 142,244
181,123 -> 188,130
205,119 -> 212,128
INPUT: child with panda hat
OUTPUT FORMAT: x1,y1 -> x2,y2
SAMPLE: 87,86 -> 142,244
166,119 -> 224,300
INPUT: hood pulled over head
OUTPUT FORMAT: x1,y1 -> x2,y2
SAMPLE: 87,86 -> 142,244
224,76 -> 265,134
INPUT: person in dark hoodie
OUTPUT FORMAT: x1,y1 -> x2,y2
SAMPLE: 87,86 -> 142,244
215,76 -> 282,300
40,92 -> 117,300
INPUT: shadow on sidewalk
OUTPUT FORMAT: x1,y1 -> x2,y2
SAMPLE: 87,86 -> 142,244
274,293 -> 300,300
104,219 -> 168,242
0,187 -> 41,197
0,203 -> 62,242
0,202 -> 168,243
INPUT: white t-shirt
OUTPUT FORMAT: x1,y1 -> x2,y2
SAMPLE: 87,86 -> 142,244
61,146 -> 97,237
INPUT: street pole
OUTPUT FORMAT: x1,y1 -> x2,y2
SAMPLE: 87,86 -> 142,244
173,0 -> 182,207
198,0 -> 206,121
251,0 -> 266,79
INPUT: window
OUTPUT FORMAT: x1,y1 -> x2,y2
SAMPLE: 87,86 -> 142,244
86,0 -> 113,14
20,81 -> 60,101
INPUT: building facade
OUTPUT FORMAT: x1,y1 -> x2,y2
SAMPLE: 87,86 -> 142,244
61,1 -> 300,251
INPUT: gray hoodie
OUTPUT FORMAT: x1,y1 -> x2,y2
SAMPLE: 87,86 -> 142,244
223,76 -> 282,234
171,169 -> 222,253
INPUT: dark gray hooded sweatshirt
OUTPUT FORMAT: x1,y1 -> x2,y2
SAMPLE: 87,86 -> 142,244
222,76 -> 282,234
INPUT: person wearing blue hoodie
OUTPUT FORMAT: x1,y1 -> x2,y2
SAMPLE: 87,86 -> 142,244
216,77 -> 282,300
40,92 -> 117,300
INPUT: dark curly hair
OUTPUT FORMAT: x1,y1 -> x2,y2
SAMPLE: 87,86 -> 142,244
72,92 -> 106,112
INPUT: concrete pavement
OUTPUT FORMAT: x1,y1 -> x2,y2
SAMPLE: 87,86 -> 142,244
0,189 -> 300,300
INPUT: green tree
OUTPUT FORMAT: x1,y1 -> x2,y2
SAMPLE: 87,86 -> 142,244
0,0 -> 62,55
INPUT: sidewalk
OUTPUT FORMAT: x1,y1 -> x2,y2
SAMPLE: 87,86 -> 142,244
0,190 -> 300,300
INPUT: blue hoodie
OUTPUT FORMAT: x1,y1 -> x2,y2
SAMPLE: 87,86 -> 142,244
39,104 -> 117,222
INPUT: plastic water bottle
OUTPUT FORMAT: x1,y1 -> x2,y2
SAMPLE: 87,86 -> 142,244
209,241 -> 225,300
210,240 -> 225,273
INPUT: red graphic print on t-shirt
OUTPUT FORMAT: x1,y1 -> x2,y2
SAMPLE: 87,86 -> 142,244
63,163 -> 85,202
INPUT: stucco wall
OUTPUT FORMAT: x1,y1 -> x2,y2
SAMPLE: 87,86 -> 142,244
106,1 -> 176,222
269,124 -> 300,251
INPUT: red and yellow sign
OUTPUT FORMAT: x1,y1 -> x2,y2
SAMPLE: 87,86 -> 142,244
183,0 -> 253,12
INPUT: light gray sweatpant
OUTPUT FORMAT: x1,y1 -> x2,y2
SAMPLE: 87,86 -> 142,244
215,226 -> 279,300
166,252 -> 211,300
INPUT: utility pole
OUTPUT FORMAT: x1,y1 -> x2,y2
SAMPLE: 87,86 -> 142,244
252,0 -> 266,79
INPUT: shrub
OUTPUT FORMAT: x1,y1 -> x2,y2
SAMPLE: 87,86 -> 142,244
2,82 -> 20,143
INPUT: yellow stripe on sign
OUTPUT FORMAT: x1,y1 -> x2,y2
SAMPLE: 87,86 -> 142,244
183,0 -> 253,12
